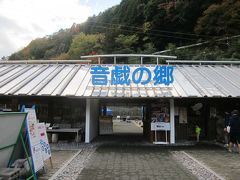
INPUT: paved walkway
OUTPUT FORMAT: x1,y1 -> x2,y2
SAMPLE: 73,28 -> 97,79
76,136 -> 240,180
186,147 -> 240,180
113,120 -> 143,134
77,145 -> 196,180
39,135 -> 240,180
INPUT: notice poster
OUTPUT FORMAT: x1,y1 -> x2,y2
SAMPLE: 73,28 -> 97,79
37,123 -> 51,161
179,107 -> 187,124
24,107 -> 44,173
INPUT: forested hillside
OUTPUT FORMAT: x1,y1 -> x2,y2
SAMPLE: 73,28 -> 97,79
9,0 -> 240,61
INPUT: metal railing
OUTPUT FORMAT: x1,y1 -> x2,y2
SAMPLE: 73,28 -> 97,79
0,54 -> 177,65
2,58 -> 240,66
0,60 -> 92,64
81,54 -> 177,64
166,60 -> 240,65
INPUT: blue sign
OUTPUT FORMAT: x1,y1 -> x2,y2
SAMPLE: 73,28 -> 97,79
90,66 -> 110,85
90,65 -> 174,86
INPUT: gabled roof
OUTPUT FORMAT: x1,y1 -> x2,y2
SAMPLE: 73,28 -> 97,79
0,63 -> 240,98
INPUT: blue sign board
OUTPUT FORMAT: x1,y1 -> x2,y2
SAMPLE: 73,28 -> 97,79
90,65 -> 174,86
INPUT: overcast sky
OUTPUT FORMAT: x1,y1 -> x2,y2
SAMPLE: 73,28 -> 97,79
0,0 -> 121,58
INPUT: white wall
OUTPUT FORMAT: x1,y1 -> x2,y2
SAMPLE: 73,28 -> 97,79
85,99 -> 99,143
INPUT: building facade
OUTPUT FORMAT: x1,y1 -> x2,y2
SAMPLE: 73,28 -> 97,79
1,58 -> 240,144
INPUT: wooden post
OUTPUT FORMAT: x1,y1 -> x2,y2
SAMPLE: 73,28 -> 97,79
49,157 -> 53,168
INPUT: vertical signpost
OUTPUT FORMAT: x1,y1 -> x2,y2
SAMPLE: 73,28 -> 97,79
22,105 -> 44,176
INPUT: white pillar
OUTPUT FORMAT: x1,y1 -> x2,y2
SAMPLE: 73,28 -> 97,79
85,99 -> 91,143
85,99 -> 99,143
170,99 -> 175,144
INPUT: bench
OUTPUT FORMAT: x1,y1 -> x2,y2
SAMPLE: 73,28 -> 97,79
46,128 -> 82,142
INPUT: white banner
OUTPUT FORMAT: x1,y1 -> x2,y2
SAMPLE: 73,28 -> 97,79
151,122 -> 171,131
37,123 -> 51,161
24,108 -> 44,172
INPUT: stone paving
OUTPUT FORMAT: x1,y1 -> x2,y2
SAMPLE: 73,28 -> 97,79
38,135 -> 240,180
185,147 -> 240,180
76,138 -> 240,180
77,144 -> 196,180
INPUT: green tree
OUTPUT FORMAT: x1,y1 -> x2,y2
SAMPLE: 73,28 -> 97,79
144,0 -> 219,50
68,33 -> 105,59
10,0 -> 239,62
9,51 -> 25,60
29,38 -> 53,59
195,0 -> 240,36
115,34 -> 139,49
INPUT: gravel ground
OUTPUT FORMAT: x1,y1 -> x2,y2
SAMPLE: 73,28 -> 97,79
50,144 -> 97,180
38,150 -> 77,180
185,148 -> 240,180
172,151 -> 224,180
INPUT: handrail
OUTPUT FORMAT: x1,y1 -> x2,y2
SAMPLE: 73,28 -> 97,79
81,54 -> 177,58
166,60 -> 240,65
0,60 -> 92,64
81,54 -> 177,64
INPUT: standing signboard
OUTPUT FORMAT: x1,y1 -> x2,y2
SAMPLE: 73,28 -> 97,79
37,123 -> 51,161
0,112 -> 36,180
22,106 -> 44,173
0,113 -> 27,168
151,121 -> 171,144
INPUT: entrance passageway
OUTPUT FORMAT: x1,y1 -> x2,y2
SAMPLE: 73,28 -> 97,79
77,144 -> 196,180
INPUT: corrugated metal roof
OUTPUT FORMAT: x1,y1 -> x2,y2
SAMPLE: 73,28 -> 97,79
0,64 -> 240,98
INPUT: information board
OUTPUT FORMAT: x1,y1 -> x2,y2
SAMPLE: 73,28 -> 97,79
151,122 -> 171,131
37,123 -> 51,161
23,107 -> 44,173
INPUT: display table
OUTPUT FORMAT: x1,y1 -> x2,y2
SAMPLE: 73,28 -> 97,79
46,128 -> 82,142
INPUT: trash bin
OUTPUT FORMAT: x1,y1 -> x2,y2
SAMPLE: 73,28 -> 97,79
52,134 -> 58,143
